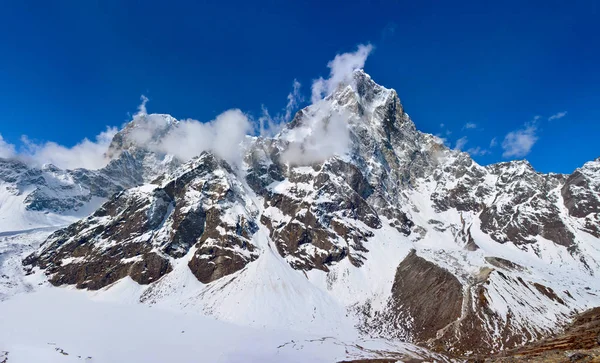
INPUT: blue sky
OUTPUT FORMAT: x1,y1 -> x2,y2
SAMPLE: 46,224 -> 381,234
0,0 -> 598,173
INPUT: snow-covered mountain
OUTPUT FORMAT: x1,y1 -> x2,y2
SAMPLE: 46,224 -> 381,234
3,70 -> 600,359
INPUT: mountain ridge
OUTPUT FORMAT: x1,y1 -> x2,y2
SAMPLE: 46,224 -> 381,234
2,69 -> 599,357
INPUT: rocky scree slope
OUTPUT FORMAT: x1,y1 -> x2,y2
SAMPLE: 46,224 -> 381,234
18,70 -> 600,356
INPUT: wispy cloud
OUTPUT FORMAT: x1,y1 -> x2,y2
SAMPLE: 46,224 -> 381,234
311,44 -> 373,103
548,111 -> 567,121
466,146 -> 490,156
19,127 -> 118,170
258,80 -> 304,137
501,119 -> 539,158
434,134 -> 448,146
280,107 -> 351,165
454,136 -> 468,151
489,137 -> 497,148
438,123 -> 451,135
137,95 -> 149,116
284,79 -> 303,122
463,122 -> 477,129
381,22 -> 396,40
0,134 -> 16,159
280,45 -> 378,165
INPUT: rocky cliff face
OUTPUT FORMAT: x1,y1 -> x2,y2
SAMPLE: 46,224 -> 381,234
16,70 -> 600,357
24,152 -> 260,289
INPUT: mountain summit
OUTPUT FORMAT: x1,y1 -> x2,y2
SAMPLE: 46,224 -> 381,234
5,71 -> 599,356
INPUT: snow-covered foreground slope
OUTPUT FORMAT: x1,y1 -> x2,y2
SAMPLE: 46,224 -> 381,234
0,272 -> 448,363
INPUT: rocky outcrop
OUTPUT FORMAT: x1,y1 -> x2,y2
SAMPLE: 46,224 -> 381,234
24,153 -> 259,288
562,159 -> 600,218
388,250 -> 464,343
479,162 -> 575,247
259,159 -> 382,271
481,307 -> 600,362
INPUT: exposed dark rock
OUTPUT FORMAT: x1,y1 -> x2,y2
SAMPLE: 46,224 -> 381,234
562,171 -> 600,218
23,153 -> 259,288
485,256 -> 525,271
482,306 -> 600,362
387,250 -> 463,343
260,158 -> 384,271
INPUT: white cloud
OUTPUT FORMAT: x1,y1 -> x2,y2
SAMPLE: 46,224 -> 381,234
259,80 -> 304,137
157,109 -> 251,166
463,122 -> 477,129
311,44 -> 373,103
280,103 -> 351,165
257,106 -> 278,138
282,44 -> 376,165
20,127 -> 118,170
439,123 -> 445,128
284,79 -> 303,122
0,134 -> 16,159
126,98 -> 252,167
454,136 -> 468,151
489,137 -> 497,148
12,94 -> 251,170
434,134 -> 448,146
466,146 -> 490,156
548,111 -> 567,121
137,95 -> 149,116
126,96 -> 251,166
502,121 -> 538,158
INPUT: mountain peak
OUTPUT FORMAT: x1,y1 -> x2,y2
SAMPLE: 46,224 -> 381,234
106,113 -> 179,157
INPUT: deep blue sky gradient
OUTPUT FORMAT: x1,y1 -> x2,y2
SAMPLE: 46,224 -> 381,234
0,0 -> 598,173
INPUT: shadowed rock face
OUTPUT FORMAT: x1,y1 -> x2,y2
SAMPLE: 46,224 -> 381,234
23,153 -> 259,289
388,250 -> 464,343
187,207 -> 259,283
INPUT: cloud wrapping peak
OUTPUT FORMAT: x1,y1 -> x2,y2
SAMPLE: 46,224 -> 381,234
125,96 -> 252,166
502,121 -> 538,158
280,103 -> 351,165
137,95 -> 149,116
259,80 -> 304,137
284,79 -> 303,122
311,44 -> 373,103
20,127 -> 118,170
1,44 -> 374,170
157,109 -> 252,165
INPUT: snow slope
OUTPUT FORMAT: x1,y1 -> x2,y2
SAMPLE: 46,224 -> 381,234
0,280 -> 449,363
